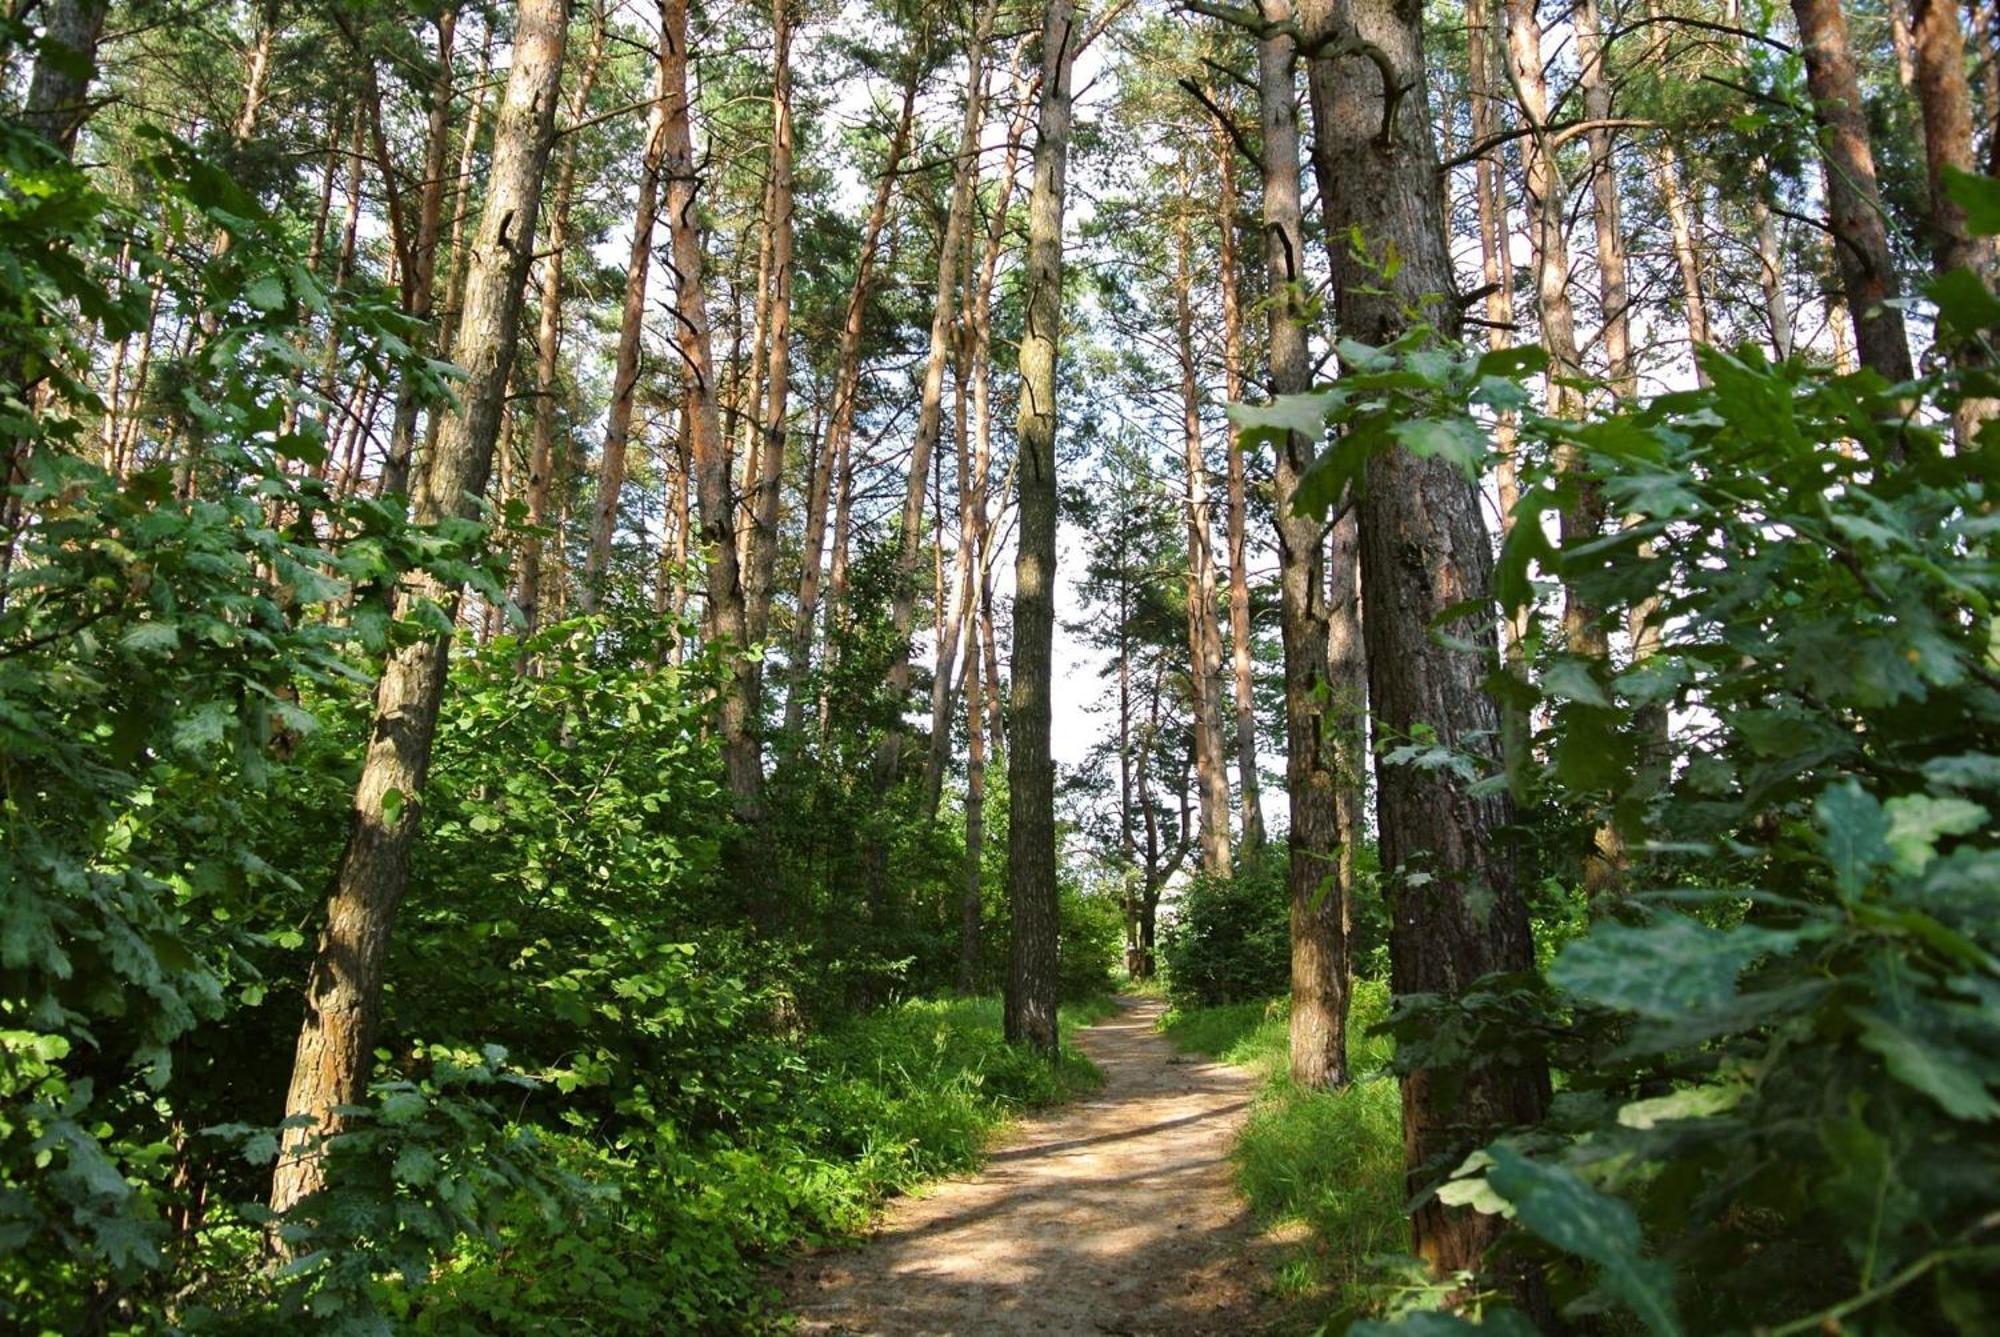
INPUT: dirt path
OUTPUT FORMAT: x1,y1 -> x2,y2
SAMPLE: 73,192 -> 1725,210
780,995 -> 1283,1335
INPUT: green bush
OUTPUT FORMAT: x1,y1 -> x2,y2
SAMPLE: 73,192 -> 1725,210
1161,979 -> 1403,1314
1159,858 -> 1292,1007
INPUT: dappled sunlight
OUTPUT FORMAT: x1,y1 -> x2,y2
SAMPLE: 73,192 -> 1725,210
784,997 -> 1288,1334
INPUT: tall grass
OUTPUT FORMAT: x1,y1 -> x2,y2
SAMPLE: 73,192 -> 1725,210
1159,979 -> 1406,1317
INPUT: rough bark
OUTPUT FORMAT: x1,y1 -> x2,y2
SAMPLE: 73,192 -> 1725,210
582,20 -> 669,604
1006,0 -> 1077,1058
783,54 -> 923,737
1297,0 -> 1550,1291
270,0 -> 566,1222
1791,0 -> 1916,383
1257,0 -> 1347,1092
1215,126 -> 1265,856
877,0 -> 998,802
744,0 -> 795,660
1175,186 -> 1235,880
20,0 -> 109,154
664,0 -> 761,811
382,8 -> 463,499
519,10 -> 607,627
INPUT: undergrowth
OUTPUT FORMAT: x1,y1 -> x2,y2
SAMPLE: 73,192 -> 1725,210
1160,980 -> 1404,1321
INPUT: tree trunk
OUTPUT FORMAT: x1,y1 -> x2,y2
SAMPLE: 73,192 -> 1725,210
382,8 -> 463,499
1653,139 -> 1713,384
519,10 -> 608,628
20,0 -> 109,154
585,28 -> 670,603
1791,0 -> 1915,383
1214,125 -> 1265,857
783,55 -> 923,737
1257,2 -> 1347,1092
1006,0 -> 1077,1058
1175,183 -> 1234,880
1574,0 -> 1634,398
878,0 -> 999,799
1909,0 -> 1998,439
1297,0 -> 1550,1294
662,0 -> 760,812
744,0 -> 796,660
270,0 -> 567,1223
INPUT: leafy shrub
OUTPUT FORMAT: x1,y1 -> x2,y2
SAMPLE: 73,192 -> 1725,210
1162,980 -> 1402,1312
1159,857 -> 1292,1007
1325,192 -> 2000,1335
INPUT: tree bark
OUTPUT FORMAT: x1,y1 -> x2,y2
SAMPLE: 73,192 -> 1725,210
1006,0 -> 1078,1058
1909,0 -> 1998,438
877,0 -> 999,801
382,8 -> 464,499
1790,0 -> 1916,383
1214,123 -> 1265,857
1257,1 -> 1347,1092
1574,0 -> 1634,398
783,52 -> 924,737
20,0 -> 109,155
583,30 -> 669,604
663,0 -> 760,811
270,0 -> 567,1223
1297,0 -> 1549,1293
1175,181 -> 1234,880
519,8 -> 608,627
744,0 -> 796,662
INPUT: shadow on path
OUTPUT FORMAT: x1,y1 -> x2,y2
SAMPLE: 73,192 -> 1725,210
779,995 -> 1284,1335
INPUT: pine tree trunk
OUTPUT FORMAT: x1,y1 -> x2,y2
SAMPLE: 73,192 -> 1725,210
382,8 -> 463,499
269,0 -> 568,1224
585,31 -> 670,604
877,0 -> 998,800
783,54 -> 923,738
1909,0 -> 1998,439
1175,187 -> 1234,880
1575,0 -> 1633,397
1791,0 -> 1915,383
20,0 -> 109,154
1215,128 -> 1265,856
1296,0 -> 1550,1296
662,0 -> 761,812
744,0 -> 797,680
519,12 -> 608,628
1005,0 -> 1077,1058
1258,2 -> 1347,1092
1653,139 -> 1713,384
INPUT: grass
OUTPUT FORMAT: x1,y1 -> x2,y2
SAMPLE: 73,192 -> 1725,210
1159,979 -> 1408,1319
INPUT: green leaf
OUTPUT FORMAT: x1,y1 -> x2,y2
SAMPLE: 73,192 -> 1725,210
1485,1144 -> 1682,1335
1927,267 -> 2000,337
1551,915 -> 1808,1021
242,273 -> 286,312
120,621 -> 180,656
1817,781 -> 1891,896
1542,657 -> 1610,708
1391,415 -> 1485,478
1883,794 -> 1988,874
380,787 -> 405,829
1852,1008 -> 2000,1121
1226,391 -> 1340,450
1942,167 -> 2000,237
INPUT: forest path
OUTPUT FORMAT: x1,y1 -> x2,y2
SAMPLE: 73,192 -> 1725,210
779,995 -> 1286,1335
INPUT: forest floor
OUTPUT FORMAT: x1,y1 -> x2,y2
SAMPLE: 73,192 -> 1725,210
779,995 -> 1294,1335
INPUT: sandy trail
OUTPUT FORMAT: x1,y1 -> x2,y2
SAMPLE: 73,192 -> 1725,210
780,995 -> 1282,1335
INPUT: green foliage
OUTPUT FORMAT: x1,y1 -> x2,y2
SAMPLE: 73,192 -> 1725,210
1159,858 -> 1292,1007
1329,228 -> 2000,1332
1160,980 -> 1402,1316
